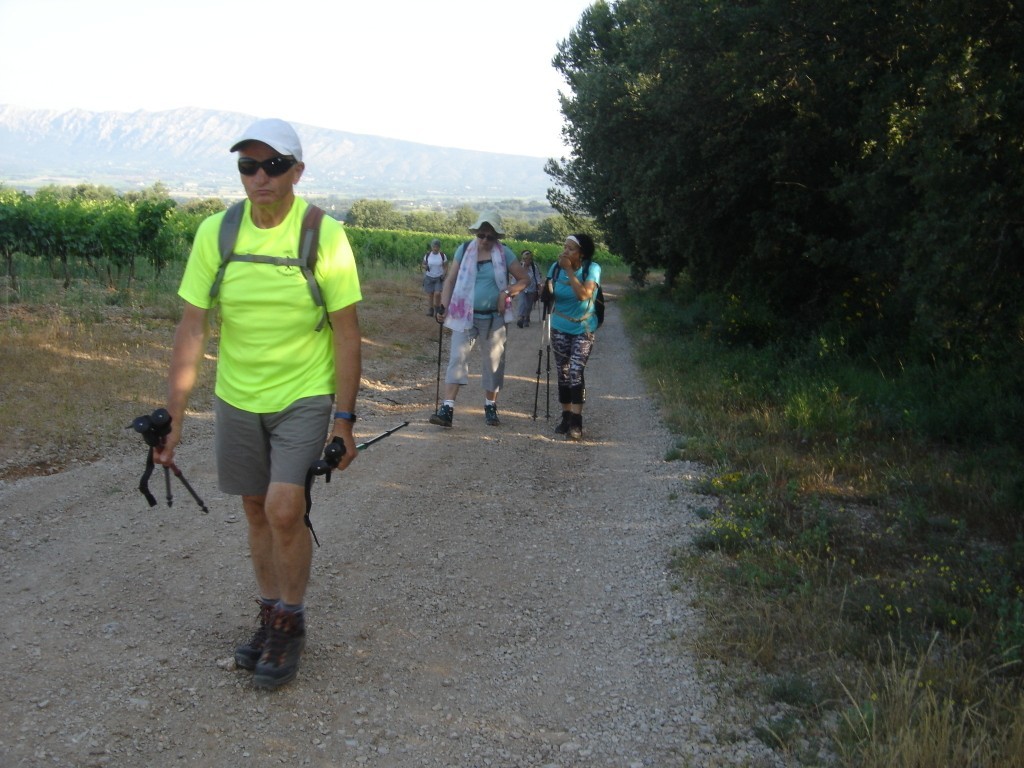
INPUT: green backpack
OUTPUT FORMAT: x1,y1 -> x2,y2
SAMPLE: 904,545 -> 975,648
210,201 -> 329,331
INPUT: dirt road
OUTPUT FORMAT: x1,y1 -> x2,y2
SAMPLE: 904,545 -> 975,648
1,291 -> 784,767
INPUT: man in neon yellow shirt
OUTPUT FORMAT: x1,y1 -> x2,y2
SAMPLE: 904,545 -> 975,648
154,118 -> 362,690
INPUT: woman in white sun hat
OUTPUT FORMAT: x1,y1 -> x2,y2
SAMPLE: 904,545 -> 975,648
430,211 -> 529,428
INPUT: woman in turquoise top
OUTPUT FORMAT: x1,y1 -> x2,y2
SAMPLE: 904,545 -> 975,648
546,233 -> 601,440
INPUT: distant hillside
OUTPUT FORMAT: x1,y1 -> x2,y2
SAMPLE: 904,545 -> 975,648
0,105 -> 555,201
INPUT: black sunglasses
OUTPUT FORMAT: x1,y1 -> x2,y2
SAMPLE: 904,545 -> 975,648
237,156 -> 298,177
476,232 -> 498,242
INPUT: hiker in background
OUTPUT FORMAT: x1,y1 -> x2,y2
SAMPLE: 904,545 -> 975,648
431,211 -> 530,428
153,117 -> 362,690
515,249 -> 542,328
421,238 -> 447,316
545,233 -> 600,440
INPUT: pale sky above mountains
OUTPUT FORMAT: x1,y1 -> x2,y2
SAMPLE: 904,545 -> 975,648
0,0 -> 594,158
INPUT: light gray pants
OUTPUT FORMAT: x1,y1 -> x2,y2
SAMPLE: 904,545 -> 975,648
445,314 -> 507,392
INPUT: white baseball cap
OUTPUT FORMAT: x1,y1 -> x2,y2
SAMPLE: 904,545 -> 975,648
230,118 -> 303,161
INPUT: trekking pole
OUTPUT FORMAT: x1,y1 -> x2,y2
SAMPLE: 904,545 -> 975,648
532,302 -> 547,419
304,421 -> 409,546
131,408 -> 209,513
544,311 -> 552,419
435,319 -> 444,412
355,421 -> 410,452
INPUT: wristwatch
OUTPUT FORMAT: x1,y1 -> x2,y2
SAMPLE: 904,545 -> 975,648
334,410 -> 357,423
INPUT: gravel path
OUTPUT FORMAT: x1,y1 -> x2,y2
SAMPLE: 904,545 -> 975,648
1,294 -> 785,767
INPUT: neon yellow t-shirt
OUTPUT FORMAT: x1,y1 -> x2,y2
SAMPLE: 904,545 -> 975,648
178,198 -> 362,413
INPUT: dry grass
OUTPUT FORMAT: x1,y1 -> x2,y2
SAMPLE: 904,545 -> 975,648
0,304 -> 194,476
0,262 -> 424,480
836,637 -> 1024,767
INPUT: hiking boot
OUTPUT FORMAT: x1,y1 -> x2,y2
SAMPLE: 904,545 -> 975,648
554,411 -> 571,435
430,403 -> 454,428
234,600 -> 275,671
484,403 -> 500,426
253,606 -> 306,690
567,413 -> 583,441
516,320 -> 524,328
427,307 -> 435,316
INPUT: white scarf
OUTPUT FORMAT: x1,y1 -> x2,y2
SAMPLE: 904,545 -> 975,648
444,238 -> 512,331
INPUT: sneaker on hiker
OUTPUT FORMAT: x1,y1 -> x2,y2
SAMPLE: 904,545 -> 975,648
235,600 -> 275,671
484,403 -> 500,426
253,606 -> 306,690
567,413 -> 583,441
554,411 -> 571,435
430,403 -> 454,428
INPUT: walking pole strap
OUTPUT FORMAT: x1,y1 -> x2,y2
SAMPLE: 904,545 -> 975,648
139,449 -> 159,507
303,423 -> 408,548
302,467 -> 322,548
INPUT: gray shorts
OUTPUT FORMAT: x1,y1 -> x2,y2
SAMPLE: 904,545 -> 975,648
214,395 -> 333,495
422,274 -> 445,293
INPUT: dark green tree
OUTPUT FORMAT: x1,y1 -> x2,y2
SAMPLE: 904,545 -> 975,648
345,199 -> 404,229
550,0 -> 1024,360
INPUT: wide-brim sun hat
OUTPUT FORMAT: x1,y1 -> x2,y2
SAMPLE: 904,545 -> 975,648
468,211 -> 505,238
230,118 -> 303,162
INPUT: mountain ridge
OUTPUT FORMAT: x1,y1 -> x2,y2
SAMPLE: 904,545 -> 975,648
0,105 -> 555,200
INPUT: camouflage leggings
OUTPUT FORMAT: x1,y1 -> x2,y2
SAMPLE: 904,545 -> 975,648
551,329 -> 595,397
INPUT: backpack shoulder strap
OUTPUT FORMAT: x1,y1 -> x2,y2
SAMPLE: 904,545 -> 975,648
299,204 -> 328,331
210,201 -> 246,299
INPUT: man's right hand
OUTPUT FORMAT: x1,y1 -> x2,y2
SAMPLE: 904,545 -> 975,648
152,423 -> 181,467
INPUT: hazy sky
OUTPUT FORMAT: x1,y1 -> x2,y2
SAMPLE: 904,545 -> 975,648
0,0 -> 595,158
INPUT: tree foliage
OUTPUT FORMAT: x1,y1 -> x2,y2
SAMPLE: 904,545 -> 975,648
0,186 -> 616,297
345,199 -> 406,230
549,0 -> 1024,364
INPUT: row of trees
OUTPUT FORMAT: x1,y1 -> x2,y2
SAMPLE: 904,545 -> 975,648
341,199 -> 578,243
548,0 -> 1024,365
0,184 -> 213,290
0,183 -> 584,292
0,184 -> 592,292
